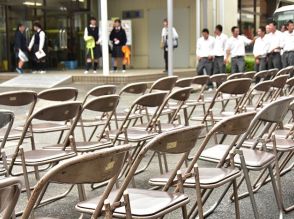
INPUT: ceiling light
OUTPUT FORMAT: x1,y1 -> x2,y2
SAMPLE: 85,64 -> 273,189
23,1 -> 42,6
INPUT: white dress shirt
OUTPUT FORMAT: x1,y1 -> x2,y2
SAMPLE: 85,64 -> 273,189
226,35 -> 252,57
214,33 -> 228,57
267,30 -> 283,53
28,29 -> 45,51
197,36 -> 215,58
161,27 -> 179,42
253,36 -> 270,58
84,25 -> 102,44
282,31 -> 294,52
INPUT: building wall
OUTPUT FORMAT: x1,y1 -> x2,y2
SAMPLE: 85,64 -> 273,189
108,0 -> 238,69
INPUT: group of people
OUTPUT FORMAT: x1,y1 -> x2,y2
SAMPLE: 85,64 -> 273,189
14,22 -> 46,74
196,20 -> 294,77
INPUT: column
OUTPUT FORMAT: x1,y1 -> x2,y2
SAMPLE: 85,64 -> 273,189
100,0 -> 109,76
167,0 -> 174,76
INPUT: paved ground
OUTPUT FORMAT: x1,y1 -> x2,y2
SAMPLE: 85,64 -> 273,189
0,81 -> 293,219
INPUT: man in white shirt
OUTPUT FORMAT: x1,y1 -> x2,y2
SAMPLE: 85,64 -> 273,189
267,21 -> 283,70
196,28 -> 215,77
282,20 -> 294,67
213,24 -> 228,74
225,26 -> 252,73
161,19 -> 179,73
253,26 -> 269,72
28,22 -> 46,74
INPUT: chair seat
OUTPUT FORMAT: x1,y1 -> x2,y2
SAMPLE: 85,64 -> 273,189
129,123 -> 184,132
0,128 -> 32,141
149,167 -> 241,188
31,122 -> 70,133
77,118 -> 105,127
115,112 -> 143,121
0,167 -> 7,176
43,140 -> 112,152
142,107 -> 174,116
243,137 -> 294,151
109,129 -> 157,142
75,188 -> 189,218
186,100 -> 205,106
6,150 -> 75,166
200,144 -> 275,170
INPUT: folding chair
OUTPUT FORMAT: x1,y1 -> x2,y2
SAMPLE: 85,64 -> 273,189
267,68 -> 279,79
21,144 -> 132,219
209,73 -> 227,89
244,71 -> 256,79
200,97 -> 294,218
253,70 -> 269,83
28,87 -> 79,144
227,72 -> 244,80
174,77 -> 193,88
77,126 -> 204,219
266,74 -> 289,102
45,95 -> 119,152
148,75 -> 178,93
0,110 -> 14,177
0,91 -> 37,150
0,177 -> 22,219
79,85 -> 117,141
149,112 -> 256,219
6,101 -> 82,201
286,77 -> 294,95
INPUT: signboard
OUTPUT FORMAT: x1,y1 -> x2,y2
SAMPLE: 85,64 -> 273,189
100,20 -> 132,46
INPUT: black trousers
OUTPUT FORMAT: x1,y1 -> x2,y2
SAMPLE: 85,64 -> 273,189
164,49 -> 168,71
268,52 -> 282,70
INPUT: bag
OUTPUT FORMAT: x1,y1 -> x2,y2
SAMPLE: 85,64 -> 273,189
18,49 -> 28,62
173,38 -> 178,49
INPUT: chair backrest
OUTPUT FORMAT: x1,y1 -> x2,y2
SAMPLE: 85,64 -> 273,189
227,73 -> 244,80
119,82 -> 147,95
244,71 -> 256,79
175,77 -> 193,88
83,95 -> 119,113
254,70 -> 268,80
276,67 -> 289,76
192,75 -> 210,86
83,85 -> 117,104
133,91 -> 168,108
252,80 -> 273,92
0,110 -> 14,150
267,68 -> 279,78
272,74 -> 288,89
210,73 -> 227,85
218,78 -> 251,95
0,177 -> 22,219
149,76 -> 178,92
38,87 -> 78,101
21,145 -> 132,219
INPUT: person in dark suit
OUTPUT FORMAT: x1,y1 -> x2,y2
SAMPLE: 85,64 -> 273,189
110,19 -> 127,72
14,23 -> 27,74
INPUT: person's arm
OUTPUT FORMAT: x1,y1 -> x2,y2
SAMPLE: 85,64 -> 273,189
97,28 -> 102,44
121,29 -> 127,45
109,29 -> 115,41
243,35 -> 253,45
28,35 -> 35,51
196,39 -> 201,60
225,40 -> 231,64
173,28 -> 179,39
39,31 -> 45,51
14,32 -> 21,51
83,27 -> 88,41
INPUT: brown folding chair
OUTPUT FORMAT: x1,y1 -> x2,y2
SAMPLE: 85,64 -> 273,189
0,110 -> 14,177
267,68 -> 279,79
6,101 -> 82,201
200,97 -> 294,219
244,71 -> 256,79
266,74 -> 289,101
0,177 -> 22,219
29,87 -> 79,144
286,77 -> 294,95
253,70 -> 269,83
149,112 -> 256,219
0,91 -> 37,150
148,75 -> 178,93
78,85 -> 117,141
21,144 -> 132,219
77,126 -> 203,219
174,77 -> 193,88
227,72 -> 244,80
209,73 -> 227,89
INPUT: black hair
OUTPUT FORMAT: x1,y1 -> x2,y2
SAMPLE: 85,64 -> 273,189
259,26 -> 266,33
33,22 -> 42,29
89,17 -> 96,22
231,26 -> 238,33
287,20 -> 294,26
17,23 -> 24,29
202,28 -> 209,34
163,18 -> 168,23
215,24 -> 223,32
268,20 -> 277,26
114,19 -> 121,24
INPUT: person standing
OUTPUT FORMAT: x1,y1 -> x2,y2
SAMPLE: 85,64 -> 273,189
253,26 -> 269,72
14,23 -> 27,74
84,17 -> 101,74
225,26 -> 252,73
28,22 -> 46,74
110,19 -> 127,73
196,29 -> 215,76
282,20 -> 294,67
267,21 -> 283,70
161,19 -> 179,73
213,24 -> 228,74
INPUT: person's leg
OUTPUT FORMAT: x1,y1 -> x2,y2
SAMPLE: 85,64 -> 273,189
282,53 -> 287,68
206,59 -> 214,88
238,57 -> 245,73
213,57 -> 220,75
259,58 -> 267,71
197,59 -> 205,75
164,50 -> 168,72
267,54 -> 273,69
231,58 -> 238,74
273,53 -> 282,70
122,58 -> 127,72
288,52 -> 294,66
113,58 -> 118,71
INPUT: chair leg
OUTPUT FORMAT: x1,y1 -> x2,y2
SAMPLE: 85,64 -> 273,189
232,179 -> 240,219
123,190 -> 132,219
194,165 -> 204,219
104,199 -> 113,219
268,166 -> 283,215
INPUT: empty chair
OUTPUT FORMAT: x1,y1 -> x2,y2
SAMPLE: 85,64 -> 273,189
244,71 -> 256,79
0,177 -> 22,219
267,68 -> 279,79
209,73 -> 227,88
286,77 -> 294,95
253,70 -> 269,83
21,145 -> 132,219
78,85 -> 117,141
77,126 -> 203,219
174,77 -> 193,88
149,112 -> 256,218
227,72 -> 244,80
149,75 -> 178,93
266,74 -> 289,101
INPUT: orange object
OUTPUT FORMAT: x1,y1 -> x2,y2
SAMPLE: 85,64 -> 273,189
122,46 -> 131,65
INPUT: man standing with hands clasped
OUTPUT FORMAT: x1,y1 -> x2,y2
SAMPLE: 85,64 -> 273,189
225,26 -> 253,74
253,26 -> 269,72
213,24 -> 228,74
267,21 -> 283,70
196,28 -> 215,76
282,20 -> 294,67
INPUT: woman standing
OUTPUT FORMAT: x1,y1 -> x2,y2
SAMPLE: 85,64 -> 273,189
28,22 -> 46,74
14,23 -> 27,74
110,19 -> 127,73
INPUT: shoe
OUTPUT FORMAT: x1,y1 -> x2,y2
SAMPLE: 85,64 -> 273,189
122,70 -> 126,73
16,68 -> 23,74
40,70 -> 46,74
84,70 -> 89,74
93,70 -> 97,74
